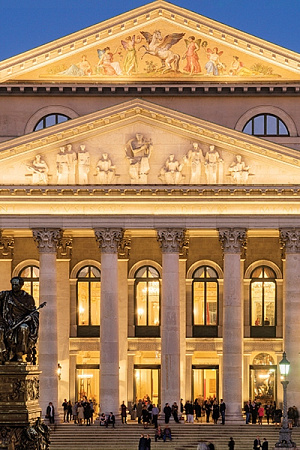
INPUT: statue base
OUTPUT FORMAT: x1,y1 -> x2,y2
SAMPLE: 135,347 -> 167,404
0,362 -> 50,449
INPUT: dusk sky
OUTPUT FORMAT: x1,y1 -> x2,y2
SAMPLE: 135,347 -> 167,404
1,0 -> 300,61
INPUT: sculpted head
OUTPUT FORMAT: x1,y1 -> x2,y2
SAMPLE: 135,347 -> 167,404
11,276 -> 24,292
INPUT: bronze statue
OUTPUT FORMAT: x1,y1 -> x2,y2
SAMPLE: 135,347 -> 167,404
0,277 -> 44,364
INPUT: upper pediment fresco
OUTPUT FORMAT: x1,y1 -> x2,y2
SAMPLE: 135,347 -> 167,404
0,99 -> 300,187
1,1 -> 300,83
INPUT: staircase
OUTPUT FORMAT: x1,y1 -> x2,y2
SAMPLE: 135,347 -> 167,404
49,421 -> 300,450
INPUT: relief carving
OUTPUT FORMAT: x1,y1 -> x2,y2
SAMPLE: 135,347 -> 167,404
77,145 -> 90,184
204,145 -> 223,184
159,154 -> 184,184
56,146 -> 70,184
125,133 -> 152,184
183,142 -> 204,184
26,154 -> 49,185
228,154 -> 250,183
96,153 -> 117,184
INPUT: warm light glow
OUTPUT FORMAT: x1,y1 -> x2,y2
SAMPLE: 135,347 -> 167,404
79,306 -> 85,314
57,363 -> 62,380
77,374 -> 94,379
138,308 -> 144,317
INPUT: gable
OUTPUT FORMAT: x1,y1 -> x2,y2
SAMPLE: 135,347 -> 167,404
0,99 -> 299,187
1,1 -> 300,84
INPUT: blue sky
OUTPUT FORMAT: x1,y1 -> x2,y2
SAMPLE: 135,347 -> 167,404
1,0 -> 300,61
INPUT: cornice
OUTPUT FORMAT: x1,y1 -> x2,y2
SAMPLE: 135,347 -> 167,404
1,83 -> 300,96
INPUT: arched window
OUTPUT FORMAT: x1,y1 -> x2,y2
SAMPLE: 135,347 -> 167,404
34,113 -> 70,131
19,265 -> 39,306
193,266 -> 218,337
77,265 -> 101,337
135,265 -> 160,337
242,114 -> 289,136
250,265 -> 276,337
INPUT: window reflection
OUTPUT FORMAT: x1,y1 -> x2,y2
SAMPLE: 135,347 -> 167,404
77,265 -> 101,326
193,266 -> 218,326
135,266 -> 160,326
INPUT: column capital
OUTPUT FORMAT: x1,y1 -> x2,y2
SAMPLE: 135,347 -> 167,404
280,228 -> 300,254
32,228 -> 63,253
118,236 -> 131,259
157,228 -> 187,253
94,228 -> 124,253
57,236 -> 73,259
218,228 -> 247,254
0,231 -> 14,258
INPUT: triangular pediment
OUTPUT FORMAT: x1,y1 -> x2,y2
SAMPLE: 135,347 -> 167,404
0,99 -> 300,187
1,1 -> 300,84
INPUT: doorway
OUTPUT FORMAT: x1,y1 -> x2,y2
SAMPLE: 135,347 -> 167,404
192,366 -> 219,401
134,365 -> 160,406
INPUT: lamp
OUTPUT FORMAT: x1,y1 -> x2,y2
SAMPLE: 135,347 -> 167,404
57,363 -> 62,380
275,351 -> 296,448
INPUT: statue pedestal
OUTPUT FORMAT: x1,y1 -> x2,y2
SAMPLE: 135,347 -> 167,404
0,363 -> 49,449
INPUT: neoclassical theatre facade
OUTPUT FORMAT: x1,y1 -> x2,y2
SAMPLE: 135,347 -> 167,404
1,0 -> 300,421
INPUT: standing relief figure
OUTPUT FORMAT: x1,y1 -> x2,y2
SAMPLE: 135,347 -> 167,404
125,133 -> 153,184
77,145 -> 90,184
96,153 -> 116,184
27,154 -> 49,184
228,154 -> 250,184
66,143 -> 77,184
159,154 -> 184,184
56,146 -> 70,184
183,142 -> 204,184
204,145 -> 224,184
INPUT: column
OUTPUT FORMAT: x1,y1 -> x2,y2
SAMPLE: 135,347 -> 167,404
179,257 -> 187,406
219,227 -> 246,422
56,237 -> 72,408
118,236 -> 130,405
32,228 -> 63,419
95,228 -> 123,416
157,228 -> 186,408
0,233 -> 14,290
280,228 -> 300,408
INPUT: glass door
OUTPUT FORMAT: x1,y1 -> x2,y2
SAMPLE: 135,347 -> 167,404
134,365 -> 160,406
192,366 -> 219,401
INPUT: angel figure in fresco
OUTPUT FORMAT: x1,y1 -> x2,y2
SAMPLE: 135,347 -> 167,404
96,153 -> 116,184
27,154 -> 49,185
121,35 -> 140,75
159,154 -> 184,184
139,30 -> 185,72
183,142 -> 204,184
183,36 -> 201,74
205,47 -> 225,76
97,47 -> 123,76
228,154 -> 250,183
59,55 -> 92,76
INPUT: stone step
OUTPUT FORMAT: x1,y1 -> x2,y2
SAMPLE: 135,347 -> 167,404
49,423 -> 300,450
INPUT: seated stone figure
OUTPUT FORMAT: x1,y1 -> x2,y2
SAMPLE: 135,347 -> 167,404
0,276 -> 39,363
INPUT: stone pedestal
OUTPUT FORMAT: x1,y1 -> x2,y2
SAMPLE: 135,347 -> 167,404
0,363 -> 50,449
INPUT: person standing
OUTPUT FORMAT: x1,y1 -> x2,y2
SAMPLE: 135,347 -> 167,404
262,438 -> 268,450
121,401 -> 127,424
163,403 -> 172,424
46,402 -> 55,424
151,404 -> 159,428
245,400 -> 251,424
220,399 -> 226,425
212,400 -> 219,424
138,433 -> 147,450
145,434 -> 151,450
136,399 -> 143,424
253,436 -> 261,449
172,402 -> 180,423
228,437 -> 235,450
62,399 -> 68,422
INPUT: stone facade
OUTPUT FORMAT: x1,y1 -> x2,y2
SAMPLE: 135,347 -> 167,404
0,0 -> 300,422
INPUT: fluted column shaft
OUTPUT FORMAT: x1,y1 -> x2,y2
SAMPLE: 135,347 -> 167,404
157,229 -> 185,409
219,228 -> 246,422
32,228 -> 62,419
95,228 -> 123,415
280,228 -> 300,408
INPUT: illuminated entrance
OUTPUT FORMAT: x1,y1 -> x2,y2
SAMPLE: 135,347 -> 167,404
134,365 -> 160,405
250,353 -> 276,403
192,366 -> 219,401
76,365 -> 99,412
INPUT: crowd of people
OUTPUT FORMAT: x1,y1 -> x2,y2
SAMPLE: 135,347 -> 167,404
244,400 -> 299,426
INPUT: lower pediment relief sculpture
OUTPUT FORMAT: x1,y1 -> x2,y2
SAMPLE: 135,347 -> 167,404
125,133 -> 153,184
24,137 -> 257,186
